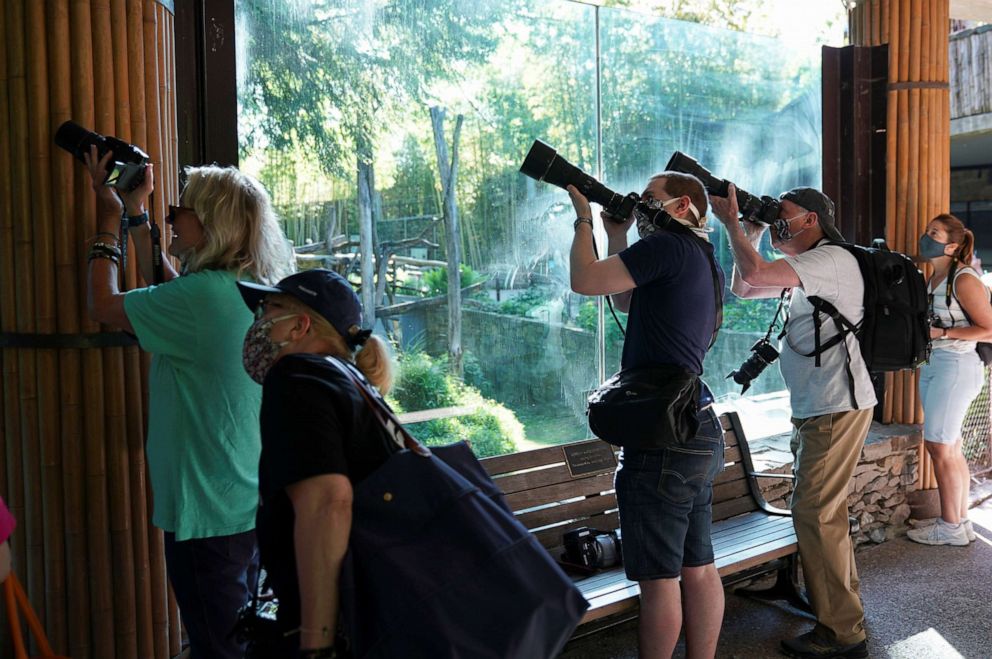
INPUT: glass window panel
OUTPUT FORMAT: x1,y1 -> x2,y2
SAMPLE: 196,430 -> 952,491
236,0 -> 824,454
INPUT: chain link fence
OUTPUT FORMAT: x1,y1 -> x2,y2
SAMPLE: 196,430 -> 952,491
962,367 -> 992,476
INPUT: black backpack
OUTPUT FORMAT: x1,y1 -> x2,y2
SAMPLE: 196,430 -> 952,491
795,239 -> 930,408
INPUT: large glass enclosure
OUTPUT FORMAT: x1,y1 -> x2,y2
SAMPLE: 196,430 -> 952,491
235,0 -> 823,456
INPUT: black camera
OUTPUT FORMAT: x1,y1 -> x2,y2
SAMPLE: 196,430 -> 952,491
562,527 -> 622,570
54,120 -> 149,191
665,152 -> 781,225
520,140 -> 642,222
727,337 -> 780,394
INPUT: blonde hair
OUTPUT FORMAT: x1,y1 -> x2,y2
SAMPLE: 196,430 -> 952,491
180,165 -> 295,284
275,294 -> 395,394
931,213 -> 975,265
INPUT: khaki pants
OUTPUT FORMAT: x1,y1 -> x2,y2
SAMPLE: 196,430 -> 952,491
790,408 -> 873,644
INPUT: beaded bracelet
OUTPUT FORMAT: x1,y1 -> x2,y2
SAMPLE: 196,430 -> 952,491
573,216 -> 593,230
87,251 -> 119,265
90,241 -> 123,258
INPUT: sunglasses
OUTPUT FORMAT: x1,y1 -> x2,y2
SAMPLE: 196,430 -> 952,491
166,205 -> 196,224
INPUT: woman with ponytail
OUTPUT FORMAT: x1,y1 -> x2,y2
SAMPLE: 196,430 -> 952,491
237,269 -> 397,658
909,214 -> 992,547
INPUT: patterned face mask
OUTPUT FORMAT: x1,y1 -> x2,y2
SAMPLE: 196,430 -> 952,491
771,213 -> 809,244
635,197 -> 679,239
242,314 -> 297,384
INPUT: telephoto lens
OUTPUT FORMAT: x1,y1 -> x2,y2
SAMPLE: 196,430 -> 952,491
665,151 -> 782,225
727,337 -> 780,394
54,120 -> 149,191
520,140 -> 639,221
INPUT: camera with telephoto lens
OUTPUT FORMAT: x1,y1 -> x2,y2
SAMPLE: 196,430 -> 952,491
665,152 -> 781,225
562,527 -> 622,570
727,337 -> 780,394
54,120 -> 149,191
520,140 -> 643,223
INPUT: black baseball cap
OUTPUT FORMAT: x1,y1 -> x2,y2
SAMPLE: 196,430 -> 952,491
780,187 -> 844,242
237,269 -> 371,347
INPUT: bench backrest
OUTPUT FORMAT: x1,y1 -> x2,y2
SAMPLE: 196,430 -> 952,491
481,411 -> 769,556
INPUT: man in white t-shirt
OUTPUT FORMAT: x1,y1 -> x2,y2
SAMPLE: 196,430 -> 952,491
712,186 -> 875,659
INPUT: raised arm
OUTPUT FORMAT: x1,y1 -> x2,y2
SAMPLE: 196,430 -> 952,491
710,184 -> 797,297
566,185 -> 637,301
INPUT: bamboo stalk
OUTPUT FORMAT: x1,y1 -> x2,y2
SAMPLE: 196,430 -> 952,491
27,0 -> 72,648
871,0 -> 881,46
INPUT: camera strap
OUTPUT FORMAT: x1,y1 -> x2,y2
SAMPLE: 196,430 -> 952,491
119,215 -> 130,291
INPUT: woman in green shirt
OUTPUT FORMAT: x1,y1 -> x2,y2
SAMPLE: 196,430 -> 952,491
83,147 -> 294,658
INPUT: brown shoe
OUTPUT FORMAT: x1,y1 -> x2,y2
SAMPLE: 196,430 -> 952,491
781,631 -> 868,658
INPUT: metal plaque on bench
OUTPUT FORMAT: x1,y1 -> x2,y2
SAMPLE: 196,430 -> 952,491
562,441 -> 617,478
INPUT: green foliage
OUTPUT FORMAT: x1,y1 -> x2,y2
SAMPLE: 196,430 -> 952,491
497,287 -> 553,317
421,264 -> 486,296
722,297 -> 782,333
388,350 -> 521,458
576,299 -> 627,348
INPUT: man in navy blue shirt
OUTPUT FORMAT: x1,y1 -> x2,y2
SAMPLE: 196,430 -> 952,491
568,172 -> 725,659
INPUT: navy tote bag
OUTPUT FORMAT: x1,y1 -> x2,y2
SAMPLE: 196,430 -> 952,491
329,358 -> 589,659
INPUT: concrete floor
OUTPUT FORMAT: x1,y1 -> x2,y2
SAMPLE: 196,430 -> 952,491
560,485 -> 992,659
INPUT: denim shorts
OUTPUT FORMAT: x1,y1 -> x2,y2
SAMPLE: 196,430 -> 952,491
614,407 -> 725,580
919,348 -> 986,444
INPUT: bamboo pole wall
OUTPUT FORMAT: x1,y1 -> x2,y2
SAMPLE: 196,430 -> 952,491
850,0 -> 950,490
0,1 -> 180,657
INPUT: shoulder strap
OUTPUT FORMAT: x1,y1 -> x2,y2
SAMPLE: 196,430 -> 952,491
667,221 -> 723,349
323,356 -> 431,457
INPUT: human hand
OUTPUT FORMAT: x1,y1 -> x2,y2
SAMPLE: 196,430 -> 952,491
83,145 -> 124,218
566,184 -> 592,221
121,163 -> 154,217
600,209 -> 634,238
709,183 -> 741,226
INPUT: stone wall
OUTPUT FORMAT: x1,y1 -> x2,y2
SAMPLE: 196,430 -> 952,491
755,423 -> 923,545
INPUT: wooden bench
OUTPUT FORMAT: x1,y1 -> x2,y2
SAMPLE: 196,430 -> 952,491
481,411 -> 803,632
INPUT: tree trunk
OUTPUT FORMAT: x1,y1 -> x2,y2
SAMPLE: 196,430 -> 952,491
430,106 -> 464,376
357,145 -> 376,326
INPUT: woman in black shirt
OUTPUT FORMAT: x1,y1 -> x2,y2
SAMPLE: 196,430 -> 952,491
238,269 -> 397,659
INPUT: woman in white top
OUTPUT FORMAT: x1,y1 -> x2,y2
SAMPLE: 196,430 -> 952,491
909,213 -> 992,546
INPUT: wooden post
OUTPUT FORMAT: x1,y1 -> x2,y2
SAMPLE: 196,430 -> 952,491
849,0 -> 950,484
0,1 -> 182,656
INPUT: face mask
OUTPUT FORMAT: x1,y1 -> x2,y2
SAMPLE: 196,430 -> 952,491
635,197 -> 679,239
771,213 -> 808,243
918,234 -> 949,260
242,314 -> 296,384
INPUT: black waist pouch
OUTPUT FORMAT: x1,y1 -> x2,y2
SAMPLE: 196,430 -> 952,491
587,364 -> 700,450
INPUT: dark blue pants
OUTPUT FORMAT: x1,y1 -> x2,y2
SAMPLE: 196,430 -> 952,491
164,529 -> 259,659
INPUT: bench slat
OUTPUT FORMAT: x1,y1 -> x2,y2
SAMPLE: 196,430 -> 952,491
713,521 -> 795,554
504,472 -> 616,511
712,477 -> 751,504
715,535 -> 798,576
484,441 -> 598,475
712,514 -> 793,548
712,492 -> 762,520
516,493 -> 617,531
496,462 -> 614,495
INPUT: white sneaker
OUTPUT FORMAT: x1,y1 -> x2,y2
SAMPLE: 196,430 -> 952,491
964,519 -> 977,542
907,518 -> 970,546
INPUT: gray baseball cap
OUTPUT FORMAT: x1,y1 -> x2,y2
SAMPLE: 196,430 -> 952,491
780,187 -> 844,242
